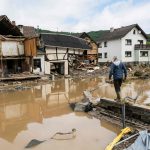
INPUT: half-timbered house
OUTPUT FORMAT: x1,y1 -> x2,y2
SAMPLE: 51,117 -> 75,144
39,33 -> 91,75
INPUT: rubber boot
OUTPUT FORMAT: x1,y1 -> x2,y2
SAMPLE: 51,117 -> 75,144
115,92 -> 121,101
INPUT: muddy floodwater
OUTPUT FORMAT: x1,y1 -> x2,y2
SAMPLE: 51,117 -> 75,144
0,77 -> 150,150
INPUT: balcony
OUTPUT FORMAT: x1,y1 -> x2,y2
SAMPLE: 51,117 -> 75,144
135,44 -> 150,50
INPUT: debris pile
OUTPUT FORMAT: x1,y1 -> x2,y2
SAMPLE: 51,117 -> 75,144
127,64 -> 150,79
69,65 -> 109,79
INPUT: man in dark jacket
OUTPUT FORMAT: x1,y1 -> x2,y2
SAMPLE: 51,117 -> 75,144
109,56 -> 127,101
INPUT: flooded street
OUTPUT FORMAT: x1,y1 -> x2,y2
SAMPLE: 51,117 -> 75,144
0,77 -> 150,150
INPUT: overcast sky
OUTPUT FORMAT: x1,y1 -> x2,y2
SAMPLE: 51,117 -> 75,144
0,0 -> 150,33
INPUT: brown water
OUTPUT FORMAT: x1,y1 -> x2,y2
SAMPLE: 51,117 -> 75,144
0,77 -> 149,150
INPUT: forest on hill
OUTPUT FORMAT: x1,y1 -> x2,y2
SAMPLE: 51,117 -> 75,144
37,28 -> 107,41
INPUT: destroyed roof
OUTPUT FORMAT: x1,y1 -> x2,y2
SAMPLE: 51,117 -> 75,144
97,24 -> 148,42
23,26 -> 37,38
40,33 -> 91,50
0,15 -> 23,36
74,32 -> 97,44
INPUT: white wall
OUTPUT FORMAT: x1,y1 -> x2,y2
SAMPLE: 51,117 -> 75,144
46,47 -> 67,60
45,47 -> 69,75
45,61 -> 50,74
2,41 -> 24,56
121,27 -> 147,62
98,39 -> 121,62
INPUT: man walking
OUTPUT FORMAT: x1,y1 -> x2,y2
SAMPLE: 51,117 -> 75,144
109,56 -> 127,101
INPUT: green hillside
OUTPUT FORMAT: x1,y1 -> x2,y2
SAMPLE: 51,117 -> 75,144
37,28 -> 107,42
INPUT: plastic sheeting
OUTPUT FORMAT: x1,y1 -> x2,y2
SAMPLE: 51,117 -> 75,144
125,130 -> 150,150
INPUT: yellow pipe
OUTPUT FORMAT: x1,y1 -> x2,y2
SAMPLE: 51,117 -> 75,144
105,127 -> 131,150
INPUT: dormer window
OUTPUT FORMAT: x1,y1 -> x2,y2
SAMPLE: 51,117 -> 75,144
125,39 -> 132,45
104,41 -> 107,47
133,30 -> 136,34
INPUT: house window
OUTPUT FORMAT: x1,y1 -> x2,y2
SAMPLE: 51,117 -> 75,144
104,52 -> 107,58
125,39 -> 132,45
133,30 -> 136,34
98,53 -> 102,58
138,40 -> 143,45
98,43 -> 102,48
104,41 -> 107,47
125,51 -> 132,57
140,51 -> 148,57
138,30 -> 141,34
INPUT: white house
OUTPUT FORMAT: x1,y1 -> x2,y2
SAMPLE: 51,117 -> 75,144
98,24 -> 149,64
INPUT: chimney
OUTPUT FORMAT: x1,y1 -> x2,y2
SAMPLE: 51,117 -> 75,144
12,21 -> 16,26
110,27 -> 114,32
18,25 -> 23,34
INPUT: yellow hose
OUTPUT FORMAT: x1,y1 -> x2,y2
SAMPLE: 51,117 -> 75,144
105,127 -> 131,150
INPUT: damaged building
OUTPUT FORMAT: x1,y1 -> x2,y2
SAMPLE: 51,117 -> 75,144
18,25 -> 38,73
0,15 -> 38,78
38,33 -> 91,75
75,32 -> 98,65
0,15 -> 24,77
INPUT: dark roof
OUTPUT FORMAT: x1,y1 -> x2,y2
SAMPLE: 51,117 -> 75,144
97,24 -> 148,42
40,33 -> 91,50
0,15 -> 23,36
23,26 -> 37,37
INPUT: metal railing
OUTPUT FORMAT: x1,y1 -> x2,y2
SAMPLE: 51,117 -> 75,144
135,44 -> 150,50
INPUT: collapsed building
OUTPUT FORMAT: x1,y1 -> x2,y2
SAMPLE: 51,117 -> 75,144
75,32 -> 98,65
0,15 -> 37,78
37,33 -> 91,75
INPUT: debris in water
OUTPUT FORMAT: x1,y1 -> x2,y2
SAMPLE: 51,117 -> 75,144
25,128 -> 76,148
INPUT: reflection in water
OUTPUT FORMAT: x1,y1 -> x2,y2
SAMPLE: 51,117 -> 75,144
0,77 -> 149,150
